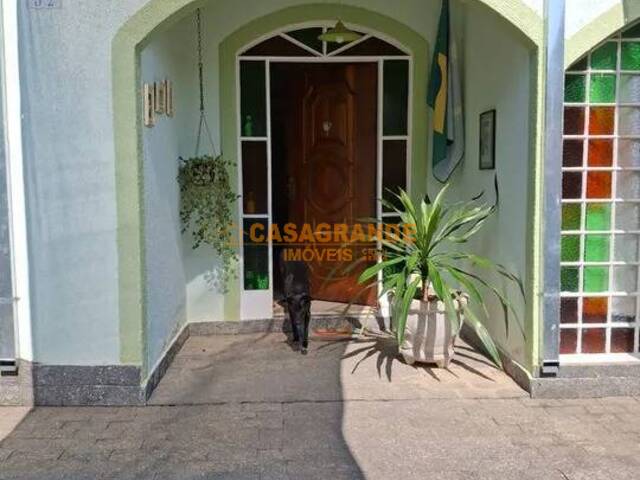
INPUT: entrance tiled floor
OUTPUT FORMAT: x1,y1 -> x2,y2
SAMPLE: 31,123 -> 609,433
1,334 -> 640,479
149,333 -> 525,405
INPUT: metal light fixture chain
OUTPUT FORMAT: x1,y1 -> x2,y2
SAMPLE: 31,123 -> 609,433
193,7 -> 218,157
196,8 -> 205,113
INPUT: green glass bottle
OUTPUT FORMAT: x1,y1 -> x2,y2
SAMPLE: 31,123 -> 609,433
243,115 -> 253,137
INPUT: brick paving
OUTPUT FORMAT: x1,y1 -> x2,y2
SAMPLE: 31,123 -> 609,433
0,334 -> 639,479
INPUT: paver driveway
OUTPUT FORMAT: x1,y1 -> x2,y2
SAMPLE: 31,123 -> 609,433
0,333 -> 639,479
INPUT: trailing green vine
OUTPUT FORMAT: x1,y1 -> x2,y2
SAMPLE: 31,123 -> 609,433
178,154 -> 237,293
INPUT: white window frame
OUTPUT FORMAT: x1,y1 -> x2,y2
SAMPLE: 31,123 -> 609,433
235,22 -> 413,320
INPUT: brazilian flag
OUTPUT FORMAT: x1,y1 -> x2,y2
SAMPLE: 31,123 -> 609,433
427,0 -> 464,183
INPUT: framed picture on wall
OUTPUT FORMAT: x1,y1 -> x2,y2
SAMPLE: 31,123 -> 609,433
479,109 -> 496,170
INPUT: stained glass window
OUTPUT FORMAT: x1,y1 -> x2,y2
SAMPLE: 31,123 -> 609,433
561,26 -> 640,355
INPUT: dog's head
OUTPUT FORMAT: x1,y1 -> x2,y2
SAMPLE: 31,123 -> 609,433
287,292 -> 311,323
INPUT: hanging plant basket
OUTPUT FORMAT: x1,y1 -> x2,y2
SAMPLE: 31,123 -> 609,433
179,155 -> 216,187
175,8 -> 239,293
178,154 -> 238,293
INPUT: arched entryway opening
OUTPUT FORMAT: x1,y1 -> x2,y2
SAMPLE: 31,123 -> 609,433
113,0 -> 542,383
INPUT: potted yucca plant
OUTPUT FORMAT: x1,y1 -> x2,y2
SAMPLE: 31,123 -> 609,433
357,185 -> 522,368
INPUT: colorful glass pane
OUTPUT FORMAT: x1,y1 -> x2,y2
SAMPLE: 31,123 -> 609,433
588,139 -> 613,167
614,235 -> 640,262
620,74 -> 640,103
590,74 -> 616,103
583,297 -> 608,323
616,203 -> 640,229
589,107 -> 614,134
590,42 -> 617,70
617,172 -> 640,198
584,235 -> 610,262
560,297 -> 578,324
563,140 -> 583,167
585,203 -> 611,230
622,42 -> 640,70
584,266 -> 609,292
562,172 -> 582,199
613,266 -> 638,292
619,107 -> 640,135
562,204 -> 581,230
581,328 -> 606,353
611,328 -> 635,353
618,139 -> 640,167
564,107 -> 585,135
561,267 -> 579,292
565,74 -> 586,102
560,329 -> 578,354
612,296 -> 636,322
586,172 -> 612,199
561,235 -> 580,262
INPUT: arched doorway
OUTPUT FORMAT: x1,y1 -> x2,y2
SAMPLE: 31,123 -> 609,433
112,0 -> 541,373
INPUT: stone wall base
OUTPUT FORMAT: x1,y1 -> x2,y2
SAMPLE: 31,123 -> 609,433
529,364 -> 640,398
460,323 -> 640,398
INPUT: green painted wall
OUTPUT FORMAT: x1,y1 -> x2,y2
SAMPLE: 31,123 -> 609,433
426,1 -> 539,370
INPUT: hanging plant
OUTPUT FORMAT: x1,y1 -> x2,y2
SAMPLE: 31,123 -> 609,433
178,154 -> 238,293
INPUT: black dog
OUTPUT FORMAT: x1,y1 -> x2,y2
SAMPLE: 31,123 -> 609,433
279,252 -> 311,354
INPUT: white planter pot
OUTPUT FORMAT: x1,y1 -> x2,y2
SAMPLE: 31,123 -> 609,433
398,296 -> 466,368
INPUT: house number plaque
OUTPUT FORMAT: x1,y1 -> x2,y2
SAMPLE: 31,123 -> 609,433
28,0 -> 62,9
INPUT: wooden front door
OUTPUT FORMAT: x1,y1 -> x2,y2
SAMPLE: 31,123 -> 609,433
286,63 -> 377,305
